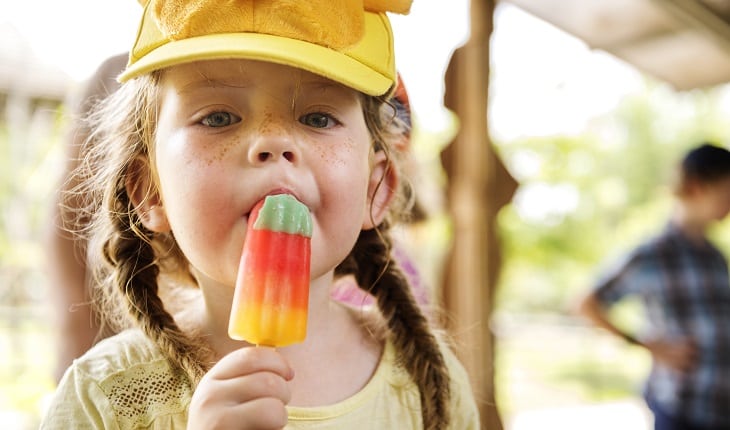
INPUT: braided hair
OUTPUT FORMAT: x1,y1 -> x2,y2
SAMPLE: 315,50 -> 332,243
335,94 -> 451,429
72,73 -> 213,384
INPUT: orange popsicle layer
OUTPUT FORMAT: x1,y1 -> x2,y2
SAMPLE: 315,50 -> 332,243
228,194 -> 312,347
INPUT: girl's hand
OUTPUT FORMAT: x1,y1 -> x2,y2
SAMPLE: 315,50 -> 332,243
188,347 -> 294,429
644,337 -> 698,374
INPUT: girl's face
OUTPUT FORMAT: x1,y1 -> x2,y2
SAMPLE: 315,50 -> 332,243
148,60 -> 384,288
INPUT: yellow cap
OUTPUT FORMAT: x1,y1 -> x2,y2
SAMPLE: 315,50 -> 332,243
119,0 -> 412,96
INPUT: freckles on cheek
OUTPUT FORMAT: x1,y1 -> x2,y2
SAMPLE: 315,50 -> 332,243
161,129 -> 233,168
204,139 -> 237,165
312,136 -> 360,167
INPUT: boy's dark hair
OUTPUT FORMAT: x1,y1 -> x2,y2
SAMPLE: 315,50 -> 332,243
682,142 -> 730,183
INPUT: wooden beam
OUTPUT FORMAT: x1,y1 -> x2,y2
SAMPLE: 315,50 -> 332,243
441,0 -> 516,428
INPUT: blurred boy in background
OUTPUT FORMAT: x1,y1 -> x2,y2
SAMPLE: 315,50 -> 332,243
577,143 -> 730,430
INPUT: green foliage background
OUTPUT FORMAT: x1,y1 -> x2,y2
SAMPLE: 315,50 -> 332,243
490,81 -> 730,420
0,100 -> 66,429
495,82 -> 730,315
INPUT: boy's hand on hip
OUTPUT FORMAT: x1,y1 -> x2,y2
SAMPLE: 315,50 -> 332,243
645,337 -> 698,374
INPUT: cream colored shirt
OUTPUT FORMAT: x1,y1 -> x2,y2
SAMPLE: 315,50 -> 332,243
41,329 -> 480,429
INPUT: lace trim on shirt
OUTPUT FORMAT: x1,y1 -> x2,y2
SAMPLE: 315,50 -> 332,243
99,361 -> 191,428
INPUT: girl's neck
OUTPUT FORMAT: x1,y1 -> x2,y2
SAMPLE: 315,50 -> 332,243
187,272 -> 384,407
191,271 -> 349,359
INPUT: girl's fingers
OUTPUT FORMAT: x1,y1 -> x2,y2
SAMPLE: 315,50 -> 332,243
208,347 -> 294,381
230,398 -> 289,430
206,371 -> 292,405
189,347 -> 294,429
190,396 -> 288,430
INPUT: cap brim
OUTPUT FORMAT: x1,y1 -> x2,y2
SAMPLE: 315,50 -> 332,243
118,32 -> 392,96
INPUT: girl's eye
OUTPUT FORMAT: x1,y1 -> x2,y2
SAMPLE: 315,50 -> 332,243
299,112 -> 338,129
201,111 -> 239,128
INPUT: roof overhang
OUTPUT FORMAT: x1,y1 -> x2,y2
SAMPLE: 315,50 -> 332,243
501,0 -> 730,90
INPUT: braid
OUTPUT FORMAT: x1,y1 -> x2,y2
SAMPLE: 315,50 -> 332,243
102,184 -> 212,386
339,226 -> 451,430
80,74 -> 213,388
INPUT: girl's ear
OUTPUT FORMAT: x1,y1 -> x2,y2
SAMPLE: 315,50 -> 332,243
362,150 -> 398,230
125,157 -> 171,233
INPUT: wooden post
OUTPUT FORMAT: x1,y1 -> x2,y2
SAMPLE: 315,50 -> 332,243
441,0 -> 516,428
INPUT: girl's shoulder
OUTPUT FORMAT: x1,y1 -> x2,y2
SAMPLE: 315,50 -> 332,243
286,335 -> 479,428
71,328 -> 193,406
435,338 -> 482,429
70,328 -> 169,376
341,304 -> 478,411
42,329 -> 192,430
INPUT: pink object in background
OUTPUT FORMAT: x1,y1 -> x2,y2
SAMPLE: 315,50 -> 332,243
331,246 -> 429,308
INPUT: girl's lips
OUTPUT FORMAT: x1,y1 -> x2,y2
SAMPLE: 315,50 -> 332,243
264,188 -> 297,200
244,188 -> 302,219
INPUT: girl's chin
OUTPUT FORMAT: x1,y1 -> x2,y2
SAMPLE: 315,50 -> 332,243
192,269 -> 238,290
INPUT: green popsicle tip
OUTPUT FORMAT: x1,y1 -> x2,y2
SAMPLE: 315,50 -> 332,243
253,194 -> 312,237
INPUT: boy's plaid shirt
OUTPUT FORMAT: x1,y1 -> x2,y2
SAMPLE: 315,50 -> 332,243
594,223 -> 730,428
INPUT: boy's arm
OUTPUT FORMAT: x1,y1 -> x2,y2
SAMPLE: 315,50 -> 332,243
576,291 -> 697,372
575,291 -> 640,345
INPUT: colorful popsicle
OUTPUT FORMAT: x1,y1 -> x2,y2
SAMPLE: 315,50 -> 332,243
228,194 -> 312,347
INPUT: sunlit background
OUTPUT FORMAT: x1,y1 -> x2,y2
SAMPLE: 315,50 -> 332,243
4,1 -> 730,429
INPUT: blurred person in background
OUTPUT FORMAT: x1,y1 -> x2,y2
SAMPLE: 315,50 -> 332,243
45,52 -> 127,382
577,142 -> 730,430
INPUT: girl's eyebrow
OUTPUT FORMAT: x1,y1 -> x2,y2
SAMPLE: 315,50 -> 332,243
176,74 -> 254,95
298,80 -> 348,92
171,73 -> 354,99
177,81 -> 253,95
295,81 -> 358,102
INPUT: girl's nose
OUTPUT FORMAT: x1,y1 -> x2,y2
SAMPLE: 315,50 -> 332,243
247,114 -> 299,165
253,146 -> 296,163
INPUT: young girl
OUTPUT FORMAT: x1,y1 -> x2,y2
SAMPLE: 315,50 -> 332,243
41,1 -> 480,429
